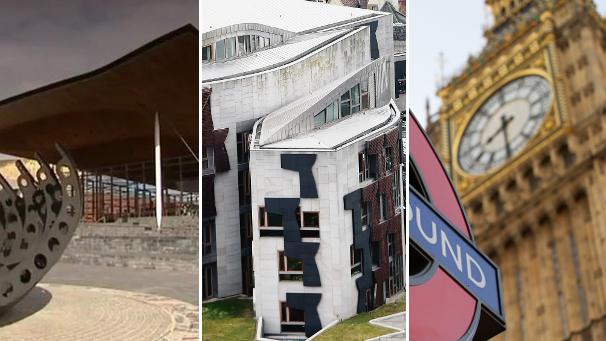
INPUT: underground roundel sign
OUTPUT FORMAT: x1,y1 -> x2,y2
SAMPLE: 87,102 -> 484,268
409,112 -> 506,340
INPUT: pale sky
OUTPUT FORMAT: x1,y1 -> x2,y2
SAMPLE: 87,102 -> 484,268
409,0 -> 606,127
0,0 -> 197,160
0,0 -> 197,101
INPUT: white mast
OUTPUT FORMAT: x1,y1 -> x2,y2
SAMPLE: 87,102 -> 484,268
155,112 -> 163,231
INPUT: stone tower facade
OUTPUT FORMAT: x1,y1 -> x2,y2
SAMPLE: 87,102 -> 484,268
429,1 -> 606,340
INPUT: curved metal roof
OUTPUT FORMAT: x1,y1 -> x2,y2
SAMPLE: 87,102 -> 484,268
202,29 -> 350,83
202,0 -> 382,35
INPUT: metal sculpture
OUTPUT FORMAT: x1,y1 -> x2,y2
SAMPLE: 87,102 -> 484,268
0,145 -> 82,311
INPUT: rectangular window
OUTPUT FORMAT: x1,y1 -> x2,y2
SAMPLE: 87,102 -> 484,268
278,251 -> 304,271
384,146 -> 393,172
202,147 -> 208,169
278,251 -> 304,280
359,152 -> 370,182
314,109 -> 326,128
202,45 -> 213,61
281,302 -> 305,323
371,241 -> 381,268
225,37 -> 236,58
340,90 -> 351,117
379,194 -> 387,221
361,202 -> 369,227
302,212 -> 319,227
392,174 -> 401,212
203,264 -> 215,299
237,35 -> 251,55
238,170 -> 251,206
258,207 -> 283,227
237,131 -> 252,164
237,36 -> 245,55
326,101 -> 338,122
351,245 -> 363,275
351,84 -> 361,113
202,220 -> 215,256
202,147 -> 214,173
216,39 -> 226,60
361,80 -> 369,110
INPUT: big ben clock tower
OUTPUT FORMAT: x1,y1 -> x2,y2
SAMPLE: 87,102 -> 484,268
431,0 -> 606,340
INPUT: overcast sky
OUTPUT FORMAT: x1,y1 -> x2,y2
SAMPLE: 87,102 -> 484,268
409,0 -> 606,127
0,0 -> 197,101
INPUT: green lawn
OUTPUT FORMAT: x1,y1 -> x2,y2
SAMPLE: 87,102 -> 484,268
202,297 -> 256,341
314,300 -> 405,341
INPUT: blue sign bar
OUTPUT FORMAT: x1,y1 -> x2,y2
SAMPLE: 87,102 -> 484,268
409,190 -> 503,317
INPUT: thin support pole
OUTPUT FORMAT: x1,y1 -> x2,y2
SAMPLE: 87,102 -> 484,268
155,112 -> 163,230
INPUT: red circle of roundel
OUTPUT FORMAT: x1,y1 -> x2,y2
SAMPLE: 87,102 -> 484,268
409,112 -> 479,340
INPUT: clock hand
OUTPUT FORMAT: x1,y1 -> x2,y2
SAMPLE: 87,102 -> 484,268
486,114 -> 513,150
500,115 -> 513,158
486,125 -> 503,144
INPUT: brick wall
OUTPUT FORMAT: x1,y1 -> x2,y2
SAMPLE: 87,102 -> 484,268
361,125 -> 403,305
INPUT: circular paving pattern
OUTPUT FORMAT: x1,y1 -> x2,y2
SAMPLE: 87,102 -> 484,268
0,284 -> 198,341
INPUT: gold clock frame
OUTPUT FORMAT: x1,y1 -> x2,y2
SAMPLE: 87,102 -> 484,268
451,68 -> 559,181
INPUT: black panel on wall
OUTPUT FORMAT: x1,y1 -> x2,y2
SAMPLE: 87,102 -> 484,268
265,153 -> 323,336
344,189 -> 374,313
287,292 -> 322,337
265,198 -> 321,287
281,154 -> 318,199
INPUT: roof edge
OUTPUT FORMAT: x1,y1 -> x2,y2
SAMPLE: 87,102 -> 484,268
0,24 -> 198,106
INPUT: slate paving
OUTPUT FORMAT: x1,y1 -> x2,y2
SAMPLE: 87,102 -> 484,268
367,312 -> 405,341
0,262 -> 199,340
0,284 -> 198,341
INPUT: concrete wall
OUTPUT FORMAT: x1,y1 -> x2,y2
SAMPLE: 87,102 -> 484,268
206,27 -> 374,298
61,219 -> 198,272
250,144 -> 366,334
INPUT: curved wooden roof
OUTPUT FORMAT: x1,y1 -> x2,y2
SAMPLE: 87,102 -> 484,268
0,24 -> 198,170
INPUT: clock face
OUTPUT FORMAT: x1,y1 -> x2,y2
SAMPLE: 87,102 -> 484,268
458,75 -> 552,174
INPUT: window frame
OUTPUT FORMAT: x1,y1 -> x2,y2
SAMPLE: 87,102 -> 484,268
351,84 -> 361,113
314,109 -> 327,128
379,193 -> 387,222
361,80 -> 369,110
392,174 -> 401,212
326,101 -> 338,122
202,147 -> 214,173
237,35 -> 252,56
280,302 -> 305,324
258,206 -> 283,227
202,220 -> 215,256
340,89 -> 351,117
371,241 -> 381,269
359,152 -> 370,182
384,146 -> 394,172
361,202 -> 369,229
302,211 -> 319,228
215,39 -> 226,60
278,251 -> 304,281
225,37 -> 236,59
351,244 -> 363,275
202,45 -> 213,61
